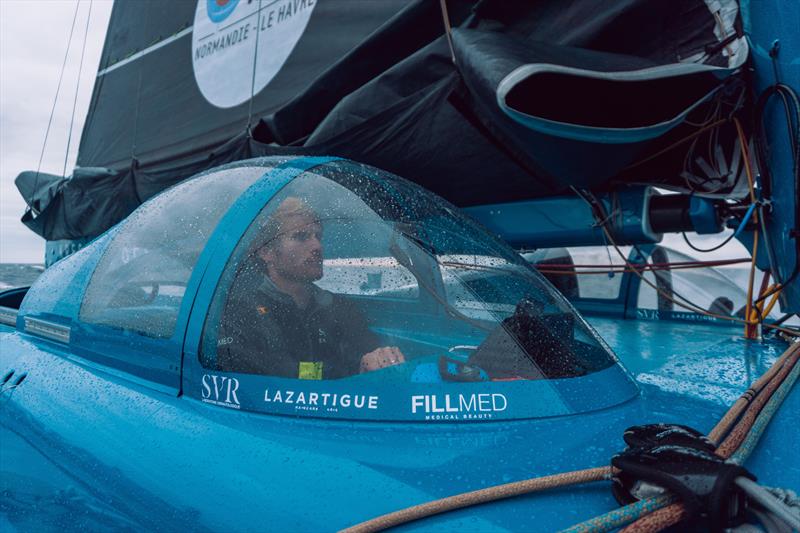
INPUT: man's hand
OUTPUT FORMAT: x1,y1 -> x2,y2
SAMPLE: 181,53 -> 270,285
359,346 -> 406,373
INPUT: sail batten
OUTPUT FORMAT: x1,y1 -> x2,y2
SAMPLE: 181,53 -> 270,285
97,27 -> 193,78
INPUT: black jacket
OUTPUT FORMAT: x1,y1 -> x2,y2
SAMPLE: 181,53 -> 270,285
216,270 -> 379,379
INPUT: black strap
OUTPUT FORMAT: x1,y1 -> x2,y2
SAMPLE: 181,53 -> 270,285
611,424 -> 755,532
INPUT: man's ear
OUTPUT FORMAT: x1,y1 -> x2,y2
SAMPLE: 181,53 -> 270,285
257,244 -> 275,264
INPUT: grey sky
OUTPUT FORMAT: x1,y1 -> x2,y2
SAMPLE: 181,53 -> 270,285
0,0 -> 113,263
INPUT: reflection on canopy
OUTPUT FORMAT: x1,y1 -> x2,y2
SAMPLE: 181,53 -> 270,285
200,160 -> 618,383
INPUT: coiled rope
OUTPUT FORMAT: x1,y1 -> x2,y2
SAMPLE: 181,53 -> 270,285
619,347 -> 800,532
340,342 -> 800,533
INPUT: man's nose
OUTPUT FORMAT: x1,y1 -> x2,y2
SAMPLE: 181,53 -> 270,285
309,235 -> 322,252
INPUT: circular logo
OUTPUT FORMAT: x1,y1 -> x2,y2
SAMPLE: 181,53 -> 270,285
206,0 -> 240,23
192,0 -> 317,109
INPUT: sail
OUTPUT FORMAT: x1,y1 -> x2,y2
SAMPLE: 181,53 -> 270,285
77,0 -> 422,170
18,0 -> 749,242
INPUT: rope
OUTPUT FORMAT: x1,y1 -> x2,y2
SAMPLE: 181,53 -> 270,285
729,352 -> 800,463
339,467 -> 611,533
246,0 -> 264,131
438,0 -> 456,64
762,289 -> 783,320
564,118 -> 800,336
735,478 -> 800,531
597,223 -> 798,336
536,259 -> 753,275
620,347 -> 800,533
561,343 -> 798,533
708,343 -> 799,443
618,503 -> 687,533
568,187 -> 798,337
735,117 -> 761,339
30,0 -> 81,211
623,119 -> 728,171
763,486 -> 800,513
536,259 -> 751,270
557,496 -> 675,533
62,0 -> 93,178
716,349 -> 799,457
343,343 -> 799,533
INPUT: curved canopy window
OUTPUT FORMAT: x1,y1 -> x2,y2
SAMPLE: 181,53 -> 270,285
200,161 -> 619,384
80,164 -> 280,338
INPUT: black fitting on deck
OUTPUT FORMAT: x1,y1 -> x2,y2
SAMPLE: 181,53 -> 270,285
611,423 -> 755,532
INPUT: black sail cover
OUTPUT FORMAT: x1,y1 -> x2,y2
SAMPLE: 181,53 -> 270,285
17,0 -> 749,242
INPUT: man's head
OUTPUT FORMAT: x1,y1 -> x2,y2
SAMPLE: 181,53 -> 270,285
257,197 -> 323,283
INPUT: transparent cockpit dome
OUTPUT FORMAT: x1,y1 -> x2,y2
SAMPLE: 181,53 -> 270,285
201,159 -> 622,388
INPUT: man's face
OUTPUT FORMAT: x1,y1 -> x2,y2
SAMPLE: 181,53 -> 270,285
262,214 -> 323,283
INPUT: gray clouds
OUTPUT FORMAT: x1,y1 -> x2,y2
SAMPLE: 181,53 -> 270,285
0,0 -> 113,262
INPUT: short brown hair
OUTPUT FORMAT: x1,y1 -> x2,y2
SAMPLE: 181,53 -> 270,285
257,196 -> 321,251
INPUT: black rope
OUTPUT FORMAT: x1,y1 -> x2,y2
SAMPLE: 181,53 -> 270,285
682,230 -> 739,253
439,0 -> 456,64
62,0 -> 93,178
246,0 -> 264,133
29,0 -> 81,212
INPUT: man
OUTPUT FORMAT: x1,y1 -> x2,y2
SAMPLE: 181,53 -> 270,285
217,197 -> 405,379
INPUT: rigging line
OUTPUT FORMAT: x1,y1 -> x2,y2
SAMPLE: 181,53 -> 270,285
344,346 -> 800,533
612,351 -> 800,533
438,0 -> 456,64
572,187 -> 726,317
682,229 -> 738,253
537,263 -> 753,275
771,313 -> 797,328
570,188 -> 798,335
682,199 -> 756,253
623,352 -> 800,533
709,343 -> 799,444
735,477 -> 800,532
749,273 -> 772,325
29,0 -> 81,212
536,259 -> 757,275
247,0 -> 264,132
762,86 -> 800,291
565,346 -> 799,533
62,0 -> 93,178
622,119 -> 727,171
735,117 -> 762,336
734,118 -> 759,206
776,88 -> 798,152
754,85 -> 799,201
762,288 -> 782,319
536,258 -> 752,269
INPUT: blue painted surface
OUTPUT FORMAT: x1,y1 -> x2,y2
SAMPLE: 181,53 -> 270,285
1,316 -> 796,531
740,0 -> 800,313
688,196 -> 722,235
3,4 -> 800,524
463,187 -> 658,249
2,154 -> 799,531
